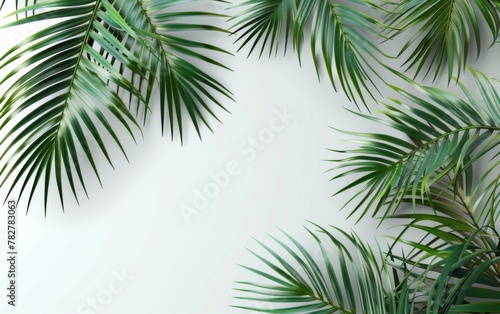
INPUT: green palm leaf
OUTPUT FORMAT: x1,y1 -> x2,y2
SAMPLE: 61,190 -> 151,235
385,0 -> 500,82
0,0 -> 232,212
110,0 -> 234,139
0,0 -> 145,212
235,223 -> 500,313
389,229 -> 500,312
379,145 -> 499,255
382,153 -> 500,309
233,223 -> 395,313
328,69 -> 500,222
231,0 -> 388,107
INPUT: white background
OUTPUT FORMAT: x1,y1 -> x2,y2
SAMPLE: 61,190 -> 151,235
0,1 -> 499,313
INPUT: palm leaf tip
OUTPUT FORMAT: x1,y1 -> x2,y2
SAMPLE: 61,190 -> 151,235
113,0 -> 234,141
329,68 -> 500,224
234,224 -> 390,313
230,0 -> 388,108
386,0 -> 500,82
0,0 -> 234,211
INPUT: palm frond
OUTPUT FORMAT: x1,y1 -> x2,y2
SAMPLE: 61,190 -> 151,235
380,148 -> 499,251
382,158 -> 500,307
385,0 -> 500,82
0,0 -> 232,212
110,0 -> 234,139
235,222 -> 500,313
230,0 -> 388,108
233,223 -> 394,313
0,0 -> 145,212
328,69 -> 500,222
389,228 -> 500,312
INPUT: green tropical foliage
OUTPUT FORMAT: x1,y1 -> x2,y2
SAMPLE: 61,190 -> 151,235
0,1 -> 499,312
315,8 -> 500,310
235,225 -> 500,313
230,0 -> 388,107
235,71 -> 500,313
329,69 -> 500,222
0,0 -> 231,211
385,0 -> 500,82
230,0 -> 500,105
389,228 -> 500,313
233,224 -> 394,313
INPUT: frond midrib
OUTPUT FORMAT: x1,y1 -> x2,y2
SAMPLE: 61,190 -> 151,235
327,2 -> 355,55
384,125 -> 500,175
444,0 -> 456,37
53,1 -> 102,139
133,0 -> 177,71
356,124 -> 500,215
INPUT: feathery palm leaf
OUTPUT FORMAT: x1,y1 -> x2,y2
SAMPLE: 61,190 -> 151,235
382,153 -> 500,310
389,228 -> 500,313
385,0 -> 500,82
0,0 -> 145,212
390,158 -> 500,244
376,142 -> 498,253
235,223 -> 500,313
233,223 -> 396,313
230,0 -> 388,107
110,0 -> 233,138
0,0 -> 231,212
328,69 -> 500,222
